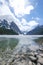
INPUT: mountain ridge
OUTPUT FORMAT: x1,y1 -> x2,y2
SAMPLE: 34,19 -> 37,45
0,18 -> 22,35
27,25 -> 43,35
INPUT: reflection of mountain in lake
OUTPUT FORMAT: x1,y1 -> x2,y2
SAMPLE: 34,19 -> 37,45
0,35 -> 41,53
13,36 -> 39,54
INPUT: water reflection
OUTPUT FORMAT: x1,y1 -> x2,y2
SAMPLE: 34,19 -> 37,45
13,36 -> 40,54
0,35 -> 43,53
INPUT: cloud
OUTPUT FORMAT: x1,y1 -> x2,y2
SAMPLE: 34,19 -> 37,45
0,0 -> 6,5
17,18 -> 39,32
28,20 -> 39,27
0,0 -> 12,15
0,0 -> 34,17
9,0 -> 34,17
0,0 -> 39,32
35,17 -> 40,21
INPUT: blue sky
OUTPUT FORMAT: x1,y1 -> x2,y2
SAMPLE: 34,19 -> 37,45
0,0 -> 43,32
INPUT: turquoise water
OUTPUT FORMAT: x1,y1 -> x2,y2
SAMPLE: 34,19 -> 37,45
0,37 -> 19,51
0,35 -> 43,52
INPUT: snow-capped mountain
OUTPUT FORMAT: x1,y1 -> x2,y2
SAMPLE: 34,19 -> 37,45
10,21 -> 22,34
0,15 -> 22,34
0,15 -> 43,35
0,19 -> 9,28
27,25 -> 43,35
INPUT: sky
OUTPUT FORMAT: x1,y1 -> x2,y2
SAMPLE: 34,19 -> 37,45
0,0 -> 43,32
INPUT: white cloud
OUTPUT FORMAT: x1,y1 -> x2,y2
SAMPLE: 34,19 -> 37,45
35,17 -> 40,21
0,0 -> 34,17
0,0 -> 5,4
0,0 -> 38,32
9,0 -> 34,17
17,18 -> 39,32
28,20 -> 39,27
32,17 -> 40,22
0,4 -> 11,15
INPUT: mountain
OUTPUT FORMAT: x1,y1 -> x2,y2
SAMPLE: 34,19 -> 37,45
0,27 -> 18,35
0,19 -> 18,35
0,15 -> 22,34
0,19 -> 9,28
10,21 -> 22,34
27,25 -> 43,35
0,19 -> 21,35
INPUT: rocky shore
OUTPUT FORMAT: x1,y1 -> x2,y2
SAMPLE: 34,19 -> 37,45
0,47 -> 43,65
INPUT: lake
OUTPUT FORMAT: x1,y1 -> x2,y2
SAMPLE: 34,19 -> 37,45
0,35 -> 43,53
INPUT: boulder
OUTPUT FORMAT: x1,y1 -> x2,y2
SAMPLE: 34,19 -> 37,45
38,57 -> 43,65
